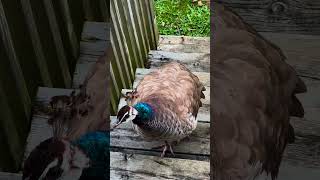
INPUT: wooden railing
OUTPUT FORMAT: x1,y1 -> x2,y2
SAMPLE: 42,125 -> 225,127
110,0 -> 159,114
0,0 -> 158,172
0,0 -> 108,172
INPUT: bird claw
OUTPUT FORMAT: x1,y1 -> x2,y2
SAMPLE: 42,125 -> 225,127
152,141 -> 175,157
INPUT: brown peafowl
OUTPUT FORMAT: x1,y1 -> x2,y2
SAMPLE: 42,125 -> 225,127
114,62 -> 206,157
212,3 -> 307,180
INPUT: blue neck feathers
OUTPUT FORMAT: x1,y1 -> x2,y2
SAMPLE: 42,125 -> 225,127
133,102 -> 154,124
71,131 -> 110,179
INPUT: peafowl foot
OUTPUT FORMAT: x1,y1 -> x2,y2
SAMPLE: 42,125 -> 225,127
151,141 -> 175,157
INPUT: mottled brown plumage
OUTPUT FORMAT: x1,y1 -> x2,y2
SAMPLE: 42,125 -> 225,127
116,62 -> 205,157
212,3 -> 306,180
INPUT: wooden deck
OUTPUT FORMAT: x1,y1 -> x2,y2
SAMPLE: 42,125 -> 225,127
1,19 -> 319,180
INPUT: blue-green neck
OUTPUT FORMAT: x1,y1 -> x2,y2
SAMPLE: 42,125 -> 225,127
133,102 -> 154,124
71,131 -> 109,179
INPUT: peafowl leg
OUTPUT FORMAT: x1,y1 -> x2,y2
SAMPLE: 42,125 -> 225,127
151,141 -> 175,157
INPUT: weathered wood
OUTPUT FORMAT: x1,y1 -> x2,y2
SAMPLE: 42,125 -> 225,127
122,0 -> 146,67
148,51 -> 210,72
73,21 -> 110,88
0,85 -> 24,171
73,56 -> 97,88
43,0 -> 72,87
110,18 -> 132,88
19,0 -> 53,87
67,0 -> 85,43
26,0 -> 71,87
261,32 -> 320,79
158,36 -> 210,53
134,0 -> 150,55
141,0 -> 157,50
148,0 -> 159,48
159,35 -> 210,45
82,0 -> 104,22
0,172 -> 21,180
217,0 -> 320,35
51,0 -> 78,73
290,77 -> 320,136
110,152 -> 210,180
100,0 -> 110,22
82,21 -> 110,41
111,0 -> 137,78
110,116 -> 210,161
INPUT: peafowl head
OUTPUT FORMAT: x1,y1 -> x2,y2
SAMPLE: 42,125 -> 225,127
114,102 -> 154,128
23,138 -> 90,180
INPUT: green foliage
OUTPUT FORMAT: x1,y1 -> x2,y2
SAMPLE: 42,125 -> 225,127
155,0 -> 210,37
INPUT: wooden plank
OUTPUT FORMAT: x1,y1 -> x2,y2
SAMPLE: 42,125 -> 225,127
110,116 -> 210,161
158,44 -> 210,53
43,0 -> 72,87
20,0 -> 53,87
110,65 -> 122,114
51,0 -> 77,73
82,21 -> 110,41
110,21 -> 132,88
73,56 -> 96,88
135,0 -> 150,54
122,0 -> 145,67
111,0 -> 137,78
100,0 -> 110,22
82,0 -> 103,22
217,0 -> 320,35
0,85 -> 24,171
110,152 -> 210,180
58,0 -> 81,62
73,22 -> 110,88
148,51 -> 210,72
261,32 -> 320,79
0,0 -> 35,117
127,0 -> 148,67
141,0 -> 156,50
27,0 -> 71,87
159,35 -> 210,45
290,77 -> 320,137
0,172 -> 21,180
134,68 -> 210,87
148,0 -> 159,48
67,0 -> 85,43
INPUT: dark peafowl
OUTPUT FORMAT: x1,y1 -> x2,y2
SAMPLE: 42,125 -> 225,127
212,3 -> 306,180
23,51 -> 110,180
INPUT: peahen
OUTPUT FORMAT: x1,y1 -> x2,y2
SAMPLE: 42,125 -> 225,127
23,131 -> 109,180
114,62 -> 206,157
23,51 -> 110,180
212,3 -> 307,180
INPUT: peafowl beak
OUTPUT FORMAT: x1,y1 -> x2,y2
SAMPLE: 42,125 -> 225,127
113,105 -> 138,129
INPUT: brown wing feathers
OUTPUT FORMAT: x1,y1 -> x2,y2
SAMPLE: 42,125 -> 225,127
132,62 -> 205,119
213,3 -> 306,180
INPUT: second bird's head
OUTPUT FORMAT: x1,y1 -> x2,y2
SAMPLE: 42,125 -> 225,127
114,102 -> 154,128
